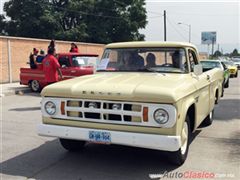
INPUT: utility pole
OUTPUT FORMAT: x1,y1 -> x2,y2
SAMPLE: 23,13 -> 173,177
212,38 -> 214,56
164,10 -> 167,41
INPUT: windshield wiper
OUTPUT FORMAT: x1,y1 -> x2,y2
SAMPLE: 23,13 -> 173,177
137,68 -> 160,73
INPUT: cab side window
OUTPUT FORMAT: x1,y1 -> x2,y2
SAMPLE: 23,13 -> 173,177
188,49 -> 198,72
58,56 -> 71,67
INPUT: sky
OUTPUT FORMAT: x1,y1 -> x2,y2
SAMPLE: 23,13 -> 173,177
1,0 -> 239,53
140,0 -> 240,53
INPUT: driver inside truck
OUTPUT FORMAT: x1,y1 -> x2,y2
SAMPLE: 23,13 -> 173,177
172,51 -> 183,69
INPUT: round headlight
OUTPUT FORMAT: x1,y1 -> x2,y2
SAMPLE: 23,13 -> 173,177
88,102 -> 98,108
153,109 -> 169,124
45,101 -> 56,115
112,103 -> 121,110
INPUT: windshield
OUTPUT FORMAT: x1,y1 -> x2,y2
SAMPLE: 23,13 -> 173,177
222,61 -> 234,66
200,61 -> 221,69
72,56 -> 98,67
97,48 -> 188,73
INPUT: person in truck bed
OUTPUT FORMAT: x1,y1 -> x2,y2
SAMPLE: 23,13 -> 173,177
36,50 -> 45,63
29,48 -> 38,69
42,48 -> 62,85
69,43 -> 79,53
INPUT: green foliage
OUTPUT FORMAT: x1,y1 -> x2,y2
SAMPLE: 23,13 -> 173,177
0,0 -> 147,43
231,49 -> 239,57
0,15 -> 6,34
212,50 -> 222,58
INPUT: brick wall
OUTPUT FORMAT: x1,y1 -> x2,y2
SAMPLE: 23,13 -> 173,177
0,36 -> 105,83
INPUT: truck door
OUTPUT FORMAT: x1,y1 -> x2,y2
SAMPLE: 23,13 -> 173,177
189,49 -> 211,126
58,55 -> 73,80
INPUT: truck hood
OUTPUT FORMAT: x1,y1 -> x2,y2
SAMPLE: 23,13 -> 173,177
41,72 -> 197,103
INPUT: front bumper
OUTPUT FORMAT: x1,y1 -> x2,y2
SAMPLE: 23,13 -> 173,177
37,124 -> 181,152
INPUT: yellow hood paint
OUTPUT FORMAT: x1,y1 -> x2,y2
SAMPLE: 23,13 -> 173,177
41,72 -> 197,103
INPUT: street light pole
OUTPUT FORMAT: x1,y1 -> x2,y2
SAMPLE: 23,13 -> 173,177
164,10 -> 167,41
189,24 -> 191,43
178,22 -> 191,43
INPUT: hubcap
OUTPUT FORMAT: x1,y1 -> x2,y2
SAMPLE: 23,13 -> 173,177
209,111 -> 213,120
181,122 -> 188,155
31,80 -> 39,91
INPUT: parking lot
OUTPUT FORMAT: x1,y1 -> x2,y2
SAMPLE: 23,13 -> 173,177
1,74 -> 240,180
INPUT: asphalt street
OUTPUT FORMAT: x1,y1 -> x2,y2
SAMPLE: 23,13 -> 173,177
1,74 -> 240,180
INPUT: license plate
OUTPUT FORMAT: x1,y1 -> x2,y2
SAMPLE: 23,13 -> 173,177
89,131 -> 111,144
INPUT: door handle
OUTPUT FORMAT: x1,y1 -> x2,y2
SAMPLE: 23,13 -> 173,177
207,75 -> 210,80
71,70 -> 76,73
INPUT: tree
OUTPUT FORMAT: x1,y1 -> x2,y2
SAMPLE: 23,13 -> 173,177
231,49 -> 239,57
0,15 -> 7,35
213,50 -> 222,58
1,0 -> 147,43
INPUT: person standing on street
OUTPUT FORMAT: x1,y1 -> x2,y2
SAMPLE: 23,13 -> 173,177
48,39 -> 56,51
42,47 -> 62,85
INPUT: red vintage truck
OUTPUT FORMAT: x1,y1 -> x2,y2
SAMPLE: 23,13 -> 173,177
20,53 -> 99,92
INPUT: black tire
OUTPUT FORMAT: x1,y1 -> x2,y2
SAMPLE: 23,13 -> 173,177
59,138 -> 86,151
170,116 -> 191,166
221,85 -> 224,97
235,72 -> 238,78
215,91 -> 219,104
30,80 -> 41,92
202,110 -> 214,126
224,79 -> 229,88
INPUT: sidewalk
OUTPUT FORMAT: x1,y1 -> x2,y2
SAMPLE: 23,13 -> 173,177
0,82 -> 31,97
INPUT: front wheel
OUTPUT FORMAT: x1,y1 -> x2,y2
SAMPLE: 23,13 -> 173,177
170,117 -> 190,165
224,79 -> 229,88
59,138 -> 86,151
235,72 -> 238,78
30,80 -> 41,92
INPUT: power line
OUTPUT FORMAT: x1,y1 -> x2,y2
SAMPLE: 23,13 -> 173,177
148,15 -> 163,19
166,15 -> 200,41
167,11 -> 238,17
166,16 -> 189,42
113,0 -> 163,16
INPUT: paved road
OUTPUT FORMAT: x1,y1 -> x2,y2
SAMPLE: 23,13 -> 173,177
1,75 -> 240,180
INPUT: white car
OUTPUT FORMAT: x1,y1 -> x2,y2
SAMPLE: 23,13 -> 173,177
232,58 -> 240,69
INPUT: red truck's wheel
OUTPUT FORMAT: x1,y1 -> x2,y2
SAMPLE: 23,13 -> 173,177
30,80 -> 41,92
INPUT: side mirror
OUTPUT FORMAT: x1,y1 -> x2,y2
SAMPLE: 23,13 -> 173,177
193,64 -> 203,76
61,64 -> 67,68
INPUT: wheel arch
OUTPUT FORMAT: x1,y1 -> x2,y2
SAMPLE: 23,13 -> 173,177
186,104 -> 196,133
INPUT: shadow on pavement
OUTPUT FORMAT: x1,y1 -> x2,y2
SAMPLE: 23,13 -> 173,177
214,99 -> 240,121
0,130 -> 201,180
17,92 -> 41,97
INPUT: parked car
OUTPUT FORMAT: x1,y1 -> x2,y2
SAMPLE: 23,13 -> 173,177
231,58 -> 240,69
221,60 -> 238,77
20,53 -> 99,92
38,42 -> 223,165
200,60 -> 230,89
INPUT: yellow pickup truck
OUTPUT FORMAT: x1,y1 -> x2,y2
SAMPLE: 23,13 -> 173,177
38,42 -> 224,165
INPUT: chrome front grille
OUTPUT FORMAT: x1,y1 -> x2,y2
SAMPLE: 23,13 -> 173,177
42,98 -> 177,128
65,99 -> 143,123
